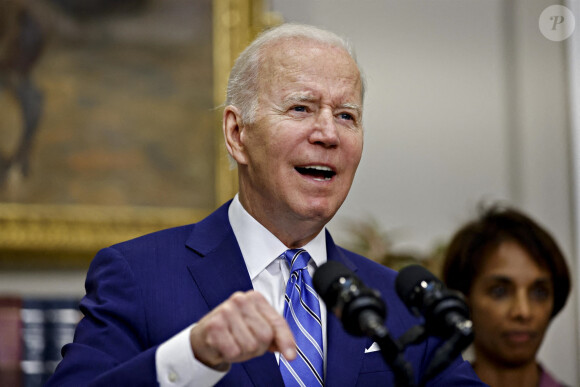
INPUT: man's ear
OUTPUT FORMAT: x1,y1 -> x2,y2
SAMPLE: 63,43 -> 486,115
223,105 -> 249,165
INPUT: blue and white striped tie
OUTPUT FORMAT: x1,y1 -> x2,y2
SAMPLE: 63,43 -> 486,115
280,249 -> 324,386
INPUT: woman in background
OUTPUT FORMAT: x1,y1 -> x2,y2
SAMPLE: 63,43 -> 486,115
442,206 -> 571,387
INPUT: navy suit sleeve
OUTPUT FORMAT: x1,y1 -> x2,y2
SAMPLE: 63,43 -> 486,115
46,247 -> 159,387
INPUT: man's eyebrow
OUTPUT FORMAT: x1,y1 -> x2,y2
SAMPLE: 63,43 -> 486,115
339,103 -> 362,116
283,94 -> 317,104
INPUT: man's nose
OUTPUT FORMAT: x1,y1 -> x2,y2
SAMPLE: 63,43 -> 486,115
310,109 -> 339,147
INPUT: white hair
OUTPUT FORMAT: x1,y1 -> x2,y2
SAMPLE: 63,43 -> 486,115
226,23 -> 366,124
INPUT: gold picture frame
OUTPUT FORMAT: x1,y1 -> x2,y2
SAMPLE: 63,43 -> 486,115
0,0 -> 281,269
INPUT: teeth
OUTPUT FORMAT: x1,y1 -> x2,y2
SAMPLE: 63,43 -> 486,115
303,165 -> 333,171
295,165 -> 335,181
297,165 -> 335,181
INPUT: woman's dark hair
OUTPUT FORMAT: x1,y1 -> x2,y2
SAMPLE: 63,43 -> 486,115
442,205 -> 571,317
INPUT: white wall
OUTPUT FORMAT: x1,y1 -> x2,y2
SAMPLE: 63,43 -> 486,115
271,0 -> 578,385
568,0 -> 580,383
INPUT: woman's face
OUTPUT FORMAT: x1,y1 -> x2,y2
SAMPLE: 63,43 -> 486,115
468,241 -> 554,367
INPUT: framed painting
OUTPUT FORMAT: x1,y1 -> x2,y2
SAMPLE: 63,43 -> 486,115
0,0 -> 281,269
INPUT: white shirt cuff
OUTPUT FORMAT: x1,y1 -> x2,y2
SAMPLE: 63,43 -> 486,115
156,324 -> 228,387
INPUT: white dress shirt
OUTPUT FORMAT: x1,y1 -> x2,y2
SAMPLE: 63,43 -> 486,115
156,195 -> 328,386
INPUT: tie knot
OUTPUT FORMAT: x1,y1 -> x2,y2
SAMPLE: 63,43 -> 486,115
283,249 -> 311,272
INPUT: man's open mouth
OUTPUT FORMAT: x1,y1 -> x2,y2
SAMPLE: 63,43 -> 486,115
295,165 -> 336,181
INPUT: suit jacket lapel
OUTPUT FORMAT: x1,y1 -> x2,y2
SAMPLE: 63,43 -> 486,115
185,223 -> 252,309
324,231 -> 368,386
184,201 -> 284,386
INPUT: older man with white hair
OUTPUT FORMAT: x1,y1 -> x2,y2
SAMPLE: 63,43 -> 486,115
47,23 -> 484,386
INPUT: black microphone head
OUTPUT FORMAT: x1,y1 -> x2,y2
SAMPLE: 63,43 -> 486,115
314,261 -> 386,336
313,261 -> 354,306
395,264 -> 440,308
396,264 -> 472,338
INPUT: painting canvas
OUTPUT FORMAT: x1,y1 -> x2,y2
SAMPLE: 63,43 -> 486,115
0,0 -> 215,209
0,0 -> 274,267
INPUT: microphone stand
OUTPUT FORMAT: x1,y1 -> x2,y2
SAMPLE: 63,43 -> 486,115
418,321 -> 474,387
359,310 -> 416,387
398,325 -> 428,348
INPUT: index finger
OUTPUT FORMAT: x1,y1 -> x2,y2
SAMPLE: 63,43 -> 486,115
255,296 -> 296,360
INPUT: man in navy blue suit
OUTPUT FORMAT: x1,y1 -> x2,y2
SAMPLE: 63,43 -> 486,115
48,24 -> 484,386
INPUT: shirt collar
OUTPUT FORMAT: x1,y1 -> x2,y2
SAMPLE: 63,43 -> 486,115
228,194 -> 327,280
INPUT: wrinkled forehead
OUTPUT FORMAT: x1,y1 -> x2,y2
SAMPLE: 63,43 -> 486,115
258,38 -> 363,101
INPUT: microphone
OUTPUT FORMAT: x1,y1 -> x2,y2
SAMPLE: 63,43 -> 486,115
395,265 -> 472,338
395,265 -> 474,386
314,261 -> 416,387
313,261 -> 386,337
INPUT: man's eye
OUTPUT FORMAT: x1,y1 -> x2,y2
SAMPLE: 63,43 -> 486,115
339,112 -> 354,121
292,106 -> 307,112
